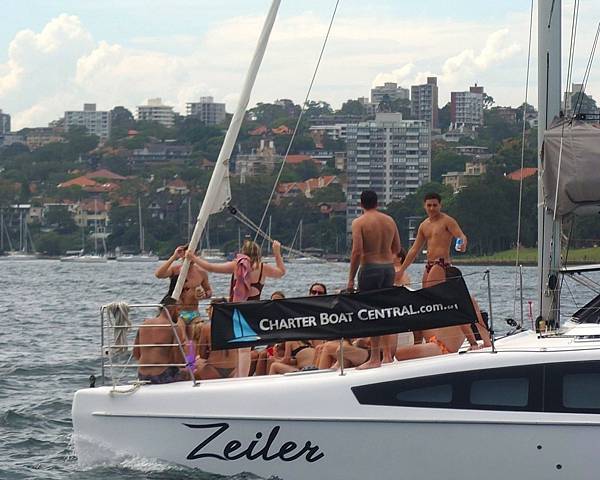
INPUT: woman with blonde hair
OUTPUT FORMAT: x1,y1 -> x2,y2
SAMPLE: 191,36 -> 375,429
186,239 -> 286,376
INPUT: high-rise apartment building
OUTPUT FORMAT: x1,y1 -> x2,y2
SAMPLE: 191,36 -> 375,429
137,98 -> 175,128
0,109 -> 11,134
64,104 -> 111,139
186,96 -> 226,126
450,85 -> 484,129
411,77 -> 439,130
371,82 -> 410,104
345,113 -> 431,233
563,83 -> 599,118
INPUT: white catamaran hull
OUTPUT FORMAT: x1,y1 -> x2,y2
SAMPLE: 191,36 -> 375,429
72,337 -> 600,480
115,255 -> 159,263
60,255 -> 107,263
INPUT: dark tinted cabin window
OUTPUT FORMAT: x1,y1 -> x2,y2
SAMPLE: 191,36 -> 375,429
563,373 -> 600,409
352,365 -> 542,411
546,362 -> 600,413
470,377 -> 529,408
396,383 -> 452,404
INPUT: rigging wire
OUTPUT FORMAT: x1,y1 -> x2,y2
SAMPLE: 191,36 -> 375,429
230,205 -> 340,265
253,0 -> 341,247
573,21 -> 600,116
564,0 -> 580,112
512,0 -> 534,325
552,216 -> 576,322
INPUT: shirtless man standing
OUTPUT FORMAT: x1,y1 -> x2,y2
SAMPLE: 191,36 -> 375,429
348,190 -> 401,370
133,297 -> 187,384
396,192 -> 467,288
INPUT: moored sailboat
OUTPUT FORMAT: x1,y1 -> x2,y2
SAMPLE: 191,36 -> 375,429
61,199 -> 107,263
116,199 -> 159,262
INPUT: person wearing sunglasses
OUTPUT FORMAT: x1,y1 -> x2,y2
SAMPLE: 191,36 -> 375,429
308,282 -> 327,296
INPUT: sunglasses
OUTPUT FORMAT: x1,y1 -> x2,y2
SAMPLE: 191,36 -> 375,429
310,289 -> 325,295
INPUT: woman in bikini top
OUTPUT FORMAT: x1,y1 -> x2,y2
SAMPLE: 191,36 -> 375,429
233,262 -> 264,301
187,240 -> 285,303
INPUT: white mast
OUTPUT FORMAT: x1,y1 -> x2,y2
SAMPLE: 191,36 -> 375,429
19,210 -> 23,252
172,0 -> 281,300
94,199 -> 99,254
537,0 -> 562,326
138,198 -> 144,253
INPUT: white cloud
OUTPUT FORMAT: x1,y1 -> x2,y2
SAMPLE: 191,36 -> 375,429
1,4 -> 599,129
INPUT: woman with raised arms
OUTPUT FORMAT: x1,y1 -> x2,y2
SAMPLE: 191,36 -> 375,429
186,239 -> 286,376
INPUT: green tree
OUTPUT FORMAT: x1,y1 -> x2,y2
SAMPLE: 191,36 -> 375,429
431,145 -> 467,182
390,98 -> 412,118
340,100 -> 365,116
303,100 -> 333,118
110,106 -> 135,140
438,103 -> 451,131
310,183 -> 345,203
483,93 -> 495,110
44,207 -> 77,234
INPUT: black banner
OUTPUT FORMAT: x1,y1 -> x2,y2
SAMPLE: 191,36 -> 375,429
211,277 -> 477,350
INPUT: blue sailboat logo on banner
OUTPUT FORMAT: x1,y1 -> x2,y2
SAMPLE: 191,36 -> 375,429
229,308 -> 261,342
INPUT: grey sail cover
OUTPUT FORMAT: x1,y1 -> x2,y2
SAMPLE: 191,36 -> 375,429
542,119 -> 600,217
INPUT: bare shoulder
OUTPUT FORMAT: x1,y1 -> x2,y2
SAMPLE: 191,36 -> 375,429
192,264 -> 208,277
351,216 -> 364,228
442,213 -> 459,226
382,211 -> 396,223
171,263 -> 182,275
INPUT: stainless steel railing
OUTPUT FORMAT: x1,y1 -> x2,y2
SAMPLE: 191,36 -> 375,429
100,303 -> 197,389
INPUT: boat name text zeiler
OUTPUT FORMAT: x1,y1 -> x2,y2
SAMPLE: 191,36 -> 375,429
185,422 -> 325,463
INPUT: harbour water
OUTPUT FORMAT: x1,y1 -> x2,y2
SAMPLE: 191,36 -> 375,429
1,259 -> 598,479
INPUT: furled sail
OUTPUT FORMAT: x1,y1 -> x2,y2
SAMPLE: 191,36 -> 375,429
542,119 -> 600,217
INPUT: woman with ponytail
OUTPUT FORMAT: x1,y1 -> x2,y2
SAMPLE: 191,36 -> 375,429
186,239 -> 286,376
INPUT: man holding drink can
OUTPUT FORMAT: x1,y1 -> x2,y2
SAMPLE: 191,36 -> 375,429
396,192 -> 467,288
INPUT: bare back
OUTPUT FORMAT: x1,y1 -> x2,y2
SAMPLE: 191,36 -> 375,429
137,314 -> 177,375
353,210 -> 400,264
200,323 -> 237,369
420,213 -> 456,261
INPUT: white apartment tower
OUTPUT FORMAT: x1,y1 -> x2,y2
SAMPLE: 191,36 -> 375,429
64,104 -> 111,139
0,109 -> 10,134
411,77 -> 439,130
371,82 -> 410,104
137,98 -> 175,128
186,97 -> 226,126
345,113 -> 431,233
450,85 -> 484,129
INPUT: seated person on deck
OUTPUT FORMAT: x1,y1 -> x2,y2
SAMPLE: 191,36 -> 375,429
133,296 -> 188,384
269,340 -> 317,374
395,267 -> 491,361
254,291 -> 286,376
195,298 -> 238,379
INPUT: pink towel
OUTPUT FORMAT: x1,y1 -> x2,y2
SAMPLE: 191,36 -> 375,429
231,254 -> 252,302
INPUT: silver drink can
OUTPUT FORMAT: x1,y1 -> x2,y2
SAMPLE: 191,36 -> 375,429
455,238 -> 463,252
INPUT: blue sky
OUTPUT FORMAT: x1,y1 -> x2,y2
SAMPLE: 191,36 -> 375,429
1,0 -> 598,129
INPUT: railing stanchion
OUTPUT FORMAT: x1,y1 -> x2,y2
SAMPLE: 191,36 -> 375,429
100,306 -> 106,386
486,270 -> 496,353
519,264 -> 524,328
